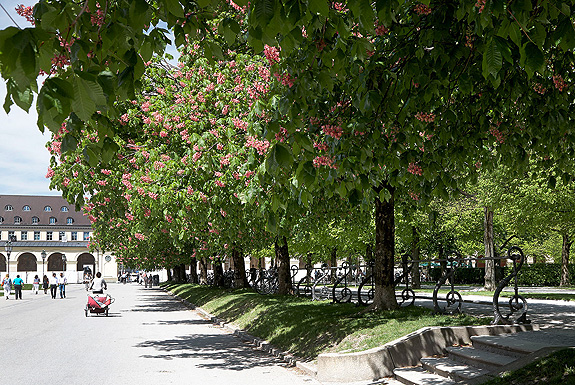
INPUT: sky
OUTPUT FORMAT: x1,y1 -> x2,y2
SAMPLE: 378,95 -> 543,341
0,0 -> 57,196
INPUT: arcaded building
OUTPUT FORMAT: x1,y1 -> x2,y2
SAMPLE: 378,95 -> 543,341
0,195 -> 117,283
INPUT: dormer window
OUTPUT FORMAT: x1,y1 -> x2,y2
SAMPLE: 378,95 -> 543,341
0,216 -> 3,224
61,206 -> 69,212
66,217 -> 74,225
32,216 -> 39,224
22,205 -> 31,211
44,206 -> 52,212
5,205 -> 13,211
14,216 -> 22,224
49,217 -> 57,224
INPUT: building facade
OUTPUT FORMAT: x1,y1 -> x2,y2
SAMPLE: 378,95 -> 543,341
0,195 -> 117,283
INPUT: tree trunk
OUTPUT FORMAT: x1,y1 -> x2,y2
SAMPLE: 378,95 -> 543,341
213,259 -> 225,287
173,264 -> 185,282
561,233 -> 572,287
366,243 -> 373,262
372,184 -> 398,310
167,267 -> 173,281
330,247 -> 337,283
411,226 -> 421,289
198,258 -> 208,284
484,206 -> 496,290
232,245 -> 249,289
189,257 -> 198,284
276,236 -> 292,295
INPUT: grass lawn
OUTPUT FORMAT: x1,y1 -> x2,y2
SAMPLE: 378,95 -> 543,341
163,283 -> 490,359
482,348 -> 575,385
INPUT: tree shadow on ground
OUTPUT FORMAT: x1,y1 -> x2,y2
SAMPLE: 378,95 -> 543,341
135,334 -> 284,371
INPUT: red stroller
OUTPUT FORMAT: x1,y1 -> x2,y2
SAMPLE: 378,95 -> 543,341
85,293 -> 114,317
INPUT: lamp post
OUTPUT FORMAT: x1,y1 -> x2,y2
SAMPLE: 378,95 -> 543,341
61,253 -> 67,272
4,239 -> 12,278
41,250 -> 47,277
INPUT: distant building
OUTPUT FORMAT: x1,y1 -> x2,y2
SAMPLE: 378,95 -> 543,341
0,195 -> 117,283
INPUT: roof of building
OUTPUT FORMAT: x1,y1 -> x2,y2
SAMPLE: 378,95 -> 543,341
0,195 -> 91,227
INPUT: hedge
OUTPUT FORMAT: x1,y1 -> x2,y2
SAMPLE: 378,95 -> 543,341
426,264 -> 574,286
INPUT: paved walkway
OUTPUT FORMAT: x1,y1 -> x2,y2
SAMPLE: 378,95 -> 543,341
0,284 -> 319,384
415,285 -> 575,327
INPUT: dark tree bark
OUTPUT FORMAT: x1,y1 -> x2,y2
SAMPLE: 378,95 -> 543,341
172,264 -> 186,282
561,233 -> 572,287
366,243 -> 374,262
198,258 -> 208,284
189,257 -> 198,284
166,267 -> 173,282
484,206 -> 496,290
232,245 -> 249,289
411,226 -> 421,289
330,247 -> 337,283
276,236 -> 292,295
213,259 -> 225,287
371,183 -> 398,310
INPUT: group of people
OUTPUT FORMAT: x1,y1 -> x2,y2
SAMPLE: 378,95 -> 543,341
1,272 -> 104,300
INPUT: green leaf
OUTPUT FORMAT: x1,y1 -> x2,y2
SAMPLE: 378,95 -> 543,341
299,161 -> 316,187
83,145 -> 100,167
521,42 -> 544,77
72,77 -> 105,121
266,143 -> 292,174
308,0 -> 329,17
253,0 -> 276,26
482,38 -> 502,79
164,0 -> 184,18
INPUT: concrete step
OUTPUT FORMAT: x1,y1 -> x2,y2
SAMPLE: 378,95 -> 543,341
471,330 -> 575,358
446,346 -> 516,371
394,367 -> 457,385
472,335 -> 535,358
421,356 -> 490,382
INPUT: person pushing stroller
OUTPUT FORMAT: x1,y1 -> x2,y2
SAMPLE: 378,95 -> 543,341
89,272 -> 107,294
85,272 -> 113,317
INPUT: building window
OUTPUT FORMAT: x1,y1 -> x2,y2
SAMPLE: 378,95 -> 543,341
34,231 -> 40,241
44,206 -> 52,212
66,217 -> 74,225
59,232 -> 65,241
8,231 -> 15,239
22,205 -> 31,211
49,217 -> 57,224
14,216 -> 22,224
61,206 -> 69,212
21,231 -> 27,241
46,231 -> 53,241
32,216 -> 39,224
83,232 -> 90,241
71,231 -> 78,241
5,205 -> 13,211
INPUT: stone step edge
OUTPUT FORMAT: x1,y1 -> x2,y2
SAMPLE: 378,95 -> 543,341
446,346 -> 516,369
394,366 -> 457,385
165,289 -> 310,372
471,335 -> 535,357
420,356 -> 490,381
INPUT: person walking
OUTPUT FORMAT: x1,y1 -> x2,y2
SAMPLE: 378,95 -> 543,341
2,274 -> 11,300
13,275 -> 24,300
58,273 -> 67,299
42,275 -> 49,294
49,273 -> 58,299
33,275 -> 40,294
89,272 -> 107,294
